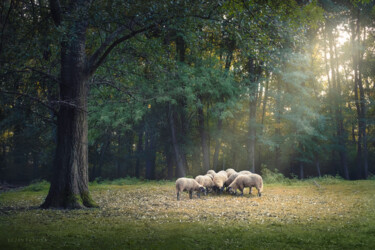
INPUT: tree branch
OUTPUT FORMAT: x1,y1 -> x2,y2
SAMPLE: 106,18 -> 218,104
88,23 -> 157,75
0,89 -> 57,113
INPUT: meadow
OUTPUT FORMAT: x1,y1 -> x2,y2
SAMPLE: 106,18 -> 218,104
1,177 -> 375,249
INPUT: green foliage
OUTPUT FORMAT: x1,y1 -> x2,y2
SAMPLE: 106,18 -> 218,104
22,180 -> 50,192
261,165 -> 292,184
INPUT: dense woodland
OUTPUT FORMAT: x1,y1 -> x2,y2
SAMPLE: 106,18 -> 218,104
1,0 -> 374,190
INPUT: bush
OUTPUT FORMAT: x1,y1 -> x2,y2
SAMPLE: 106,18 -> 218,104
261,166 -> 291,184
23,180 -> 50,192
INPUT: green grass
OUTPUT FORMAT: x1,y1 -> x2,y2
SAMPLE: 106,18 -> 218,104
1,178 -> 375,249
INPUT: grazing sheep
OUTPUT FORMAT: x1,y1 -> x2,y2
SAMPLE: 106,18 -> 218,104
227,174 -> 263,197
213,171 -> 228,194
207,170 -> 216,176
238,170 -> 252,175
224,172 -> 241,188
195,174 -> 215,195
205,173 -> 214,180
176,178 -> 206,200
225,168 -> 237,178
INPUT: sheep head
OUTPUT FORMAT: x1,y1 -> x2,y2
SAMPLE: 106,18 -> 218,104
227,187 -> 236,195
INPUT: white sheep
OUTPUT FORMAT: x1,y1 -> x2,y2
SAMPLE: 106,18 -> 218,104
195,174 -> 215,195
227,174 -> 263,197
225,168 -> 237,178
207,170 -> 216,176
238,170 -> 252,175
213,171 -> 228,194
175,178 -> 206,200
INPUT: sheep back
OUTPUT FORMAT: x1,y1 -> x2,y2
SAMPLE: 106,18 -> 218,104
226,168 -> 237,178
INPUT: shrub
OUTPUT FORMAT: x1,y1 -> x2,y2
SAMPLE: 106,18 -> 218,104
23,180 -> 50,192
261,165 -> 290,184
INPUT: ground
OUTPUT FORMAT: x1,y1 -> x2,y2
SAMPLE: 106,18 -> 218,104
1,178 -> 375,249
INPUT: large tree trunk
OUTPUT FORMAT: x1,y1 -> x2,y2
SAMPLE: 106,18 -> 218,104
41,19 -> 96,208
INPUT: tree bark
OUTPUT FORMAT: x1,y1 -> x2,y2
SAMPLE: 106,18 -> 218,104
212,118 -> 223,171
197,98 -> 210,172
274,74 -> 282,170
41,17 -> 96,208
145,130 -> 156,180
169,104 -> 186,177
135,131 -> 143,178
328,22 -> 349,179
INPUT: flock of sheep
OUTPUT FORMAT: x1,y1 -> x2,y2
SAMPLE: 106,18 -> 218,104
175,168 -> 263,200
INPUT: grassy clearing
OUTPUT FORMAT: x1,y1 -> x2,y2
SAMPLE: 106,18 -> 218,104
1,178 -> 375,249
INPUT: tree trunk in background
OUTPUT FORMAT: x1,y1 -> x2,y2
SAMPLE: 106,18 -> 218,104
332,29 -> 349,180
41,18 -> 96,208
198,98 -> 210,172
124,131 -> 134,177
135,131 -> 143,178
212,118 -> 223,171
316,160 -> 321,177
247,58 -> 260,173
274,75 -> 282,170
328,22 -> 349,179
165,144 -> 174,180
116,134 -> 124,178
323,24 -> 338,175
351,11 -> 368,179
299,163 -> 304,180
258,73 -> 269,170
145,130 -> 156,180
169,104 -> 186,177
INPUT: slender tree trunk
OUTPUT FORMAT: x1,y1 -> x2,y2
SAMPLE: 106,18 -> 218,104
332,31 -> 349,180
258,73 -> 269,170
351,11 -> 367,178
212,118 -> 223,171
358,21 -> 368,179
198,98 -> 210,172
169,104 -> 186,177
165,144 -> 174,180
135,131 -> 143,178
299,163 -> 304,180
116,134 -> 124,178
274,74 -> 282,170
316,160 -> 321,178
328,23 -> 349,179
145,130 -> 156,180
97,134 -> 111,178
247,58 -> 259,173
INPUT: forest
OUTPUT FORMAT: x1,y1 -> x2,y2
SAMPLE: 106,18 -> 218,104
0,0 -> 374,202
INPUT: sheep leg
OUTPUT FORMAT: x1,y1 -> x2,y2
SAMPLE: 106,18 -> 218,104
177,191 -> 180,201
189,190 -> 193,199
197,191 -> 201,198
257,187 -> 261,197
249,187 -> 252,195
239,188 -> 244,197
